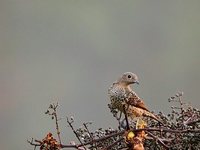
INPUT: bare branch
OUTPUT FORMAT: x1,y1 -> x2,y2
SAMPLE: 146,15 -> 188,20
66,117 -> 87,150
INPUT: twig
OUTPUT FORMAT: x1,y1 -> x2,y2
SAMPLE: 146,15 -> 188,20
53,103 -> 62,145
45,103 -> 62,145
102,137 -> 124,150
27,138 -> 42,150
66,117 -> 87,150
27,138 -> 41,147
123,105 -> 130,130
186,119 -> 200,126
28,127 -> 200,149
184,114 -> 200,126
178,94 -> 184,113
83,122 -> 97,149
61,127 -> 200,148
134,127 -> 200,133
61,130 -> 125,148
146,131 -> 169,150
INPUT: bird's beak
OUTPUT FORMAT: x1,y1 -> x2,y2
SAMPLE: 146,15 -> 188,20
133,81 -> 139,85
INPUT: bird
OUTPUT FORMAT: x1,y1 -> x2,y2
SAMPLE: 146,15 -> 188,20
108,72 -> 163,124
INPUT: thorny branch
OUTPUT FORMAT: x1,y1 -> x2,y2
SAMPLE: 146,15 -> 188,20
102,137 -> 124,150
28,126 -> 200,149
83,122 -> 98,149
66,116 -> 87,150
29,92 -> 200,150
45,103 -> 62,145
146,131 -> 169,149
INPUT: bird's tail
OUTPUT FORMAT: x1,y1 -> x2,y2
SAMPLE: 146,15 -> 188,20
144,111 -> 164,125
127,106 -> 165,126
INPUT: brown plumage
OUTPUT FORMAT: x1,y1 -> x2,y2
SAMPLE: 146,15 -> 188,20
108,72 -> 163,124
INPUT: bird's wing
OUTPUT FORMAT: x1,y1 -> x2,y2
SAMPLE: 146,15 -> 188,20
127,92 -> 149,111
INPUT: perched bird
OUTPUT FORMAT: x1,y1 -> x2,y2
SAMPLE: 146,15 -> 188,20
108,72 -> 163,124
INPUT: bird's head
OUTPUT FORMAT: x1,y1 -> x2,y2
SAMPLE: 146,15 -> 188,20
118,72 -> 139,85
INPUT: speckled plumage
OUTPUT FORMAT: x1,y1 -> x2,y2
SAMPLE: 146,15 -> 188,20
108,82 -> 128,112
108,72 -> 163,124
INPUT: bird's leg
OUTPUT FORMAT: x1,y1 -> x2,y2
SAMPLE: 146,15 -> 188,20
117,111 -> 122,130
119,111 -> 122,120
123,104 -> 130,130
125,98 -> 130,111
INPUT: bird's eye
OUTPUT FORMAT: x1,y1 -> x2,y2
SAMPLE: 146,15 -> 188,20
128,75 -> 132,78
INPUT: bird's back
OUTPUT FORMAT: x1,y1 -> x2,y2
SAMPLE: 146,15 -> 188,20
127,91 -> 149,111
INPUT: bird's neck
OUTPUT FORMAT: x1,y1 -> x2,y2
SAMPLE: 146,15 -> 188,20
118,82 -> 132,90
125,85 -> 133,92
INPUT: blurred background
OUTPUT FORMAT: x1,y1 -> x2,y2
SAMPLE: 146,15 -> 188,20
0,0 -> 200,149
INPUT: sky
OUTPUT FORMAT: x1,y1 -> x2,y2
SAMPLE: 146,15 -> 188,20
0,0 -> 200,149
